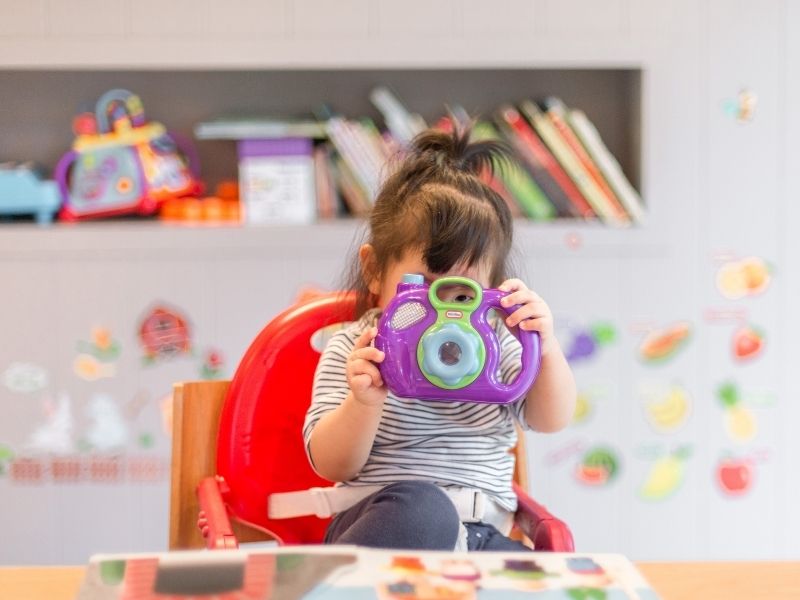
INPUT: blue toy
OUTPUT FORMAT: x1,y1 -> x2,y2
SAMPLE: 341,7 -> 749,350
0,163 -> 61,224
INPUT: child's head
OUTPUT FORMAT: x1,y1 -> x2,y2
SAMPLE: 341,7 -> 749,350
349,125 -> 516,314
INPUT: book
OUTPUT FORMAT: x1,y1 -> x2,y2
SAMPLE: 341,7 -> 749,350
76,546 -> 662,599
326,117 -> 385,201
195,117 -> 326,140
370,86 -> 427,145
435,113 -> 524,219
314,144 -> 339,220
543,97 -> 638,223
494,105 -> 593,219
330,151 -> 371,216
520,100 -> 630,226
485,172 -> 525,219
567,108 -> 646,223
237,138 -> 317,225
472,121 -> 557,221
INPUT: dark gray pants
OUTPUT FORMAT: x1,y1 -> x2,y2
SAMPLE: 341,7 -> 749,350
324,481 -> 530,552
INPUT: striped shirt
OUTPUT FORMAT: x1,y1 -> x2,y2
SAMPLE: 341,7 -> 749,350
303,308 -> 530,512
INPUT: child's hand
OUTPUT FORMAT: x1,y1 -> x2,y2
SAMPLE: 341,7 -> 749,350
498,279 -> 556,355
347,327 -> 388,407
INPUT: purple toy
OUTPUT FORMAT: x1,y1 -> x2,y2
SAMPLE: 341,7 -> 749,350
375,274 -> 541,404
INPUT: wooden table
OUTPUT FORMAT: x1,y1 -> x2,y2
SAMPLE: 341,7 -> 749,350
637,562 -> 800,599
1,562 -> 798,599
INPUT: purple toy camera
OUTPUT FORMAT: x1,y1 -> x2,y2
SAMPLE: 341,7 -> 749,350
374,274 -> 541,404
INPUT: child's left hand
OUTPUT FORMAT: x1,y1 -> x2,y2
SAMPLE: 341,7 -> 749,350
498,278 -> 556,355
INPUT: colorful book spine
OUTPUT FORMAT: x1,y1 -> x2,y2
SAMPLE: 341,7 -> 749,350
329,151 -> 371,216
520,100 -> 629,226
326,117 -> 380,200
481,168 -> 524,219
370,86 -> 427,144
543,97 -> 635,223
495,105 -> 592,219
473,122 -> 556,221
567,109 -> 645,223
313,144 -> 337,220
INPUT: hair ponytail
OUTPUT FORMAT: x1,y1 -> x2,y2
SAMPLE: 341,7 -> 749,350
409,126 -> 511,179
344,123 -> 517,316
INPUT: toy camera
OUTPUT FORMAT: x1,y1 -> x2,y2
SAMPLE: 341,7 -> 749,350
55,89 -> 202,221
375,274 -> 541,404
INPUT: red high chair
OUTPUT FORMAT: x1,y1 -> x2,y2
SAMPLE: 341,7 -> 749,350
169,292 -> 574,552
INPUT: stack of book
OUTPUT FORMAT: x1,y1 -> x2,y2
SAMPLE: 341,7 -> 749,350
195,89 -> 643,226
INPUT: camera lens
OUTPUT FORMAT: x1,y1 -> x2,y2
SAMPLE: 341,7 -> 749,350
439,341 -> 462,366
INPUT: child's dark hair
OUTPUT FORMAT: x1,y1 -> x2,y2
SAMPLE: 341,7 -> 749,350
346,124 -> 516,315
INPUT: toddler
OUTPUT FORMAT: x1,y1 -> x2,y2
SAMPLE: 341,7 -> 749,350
303,126 -> 576,551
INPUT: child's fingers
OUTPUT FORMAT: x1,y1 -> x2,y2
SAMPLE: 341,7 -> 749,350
518,317 -> 546,332
500,289 -> 536,309
498,278 -> 529,293
350,373 -> 376,392
351,346 -> 385,364
349,361 -> 384,388
505,303 -> 547,328
352,326 -> 378,351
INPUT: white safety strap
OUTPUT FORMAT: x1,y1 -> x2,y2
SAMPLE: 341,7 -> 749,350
267,486 -> 379,520
268,484 -> 513,535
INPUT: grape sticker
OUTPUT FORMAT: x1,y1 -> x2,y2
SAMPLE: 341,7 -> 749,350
564,322 -> 617,364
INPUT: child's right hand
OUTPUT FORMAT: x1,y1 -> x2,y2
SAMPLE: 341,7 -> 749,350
347,327 -> 388,407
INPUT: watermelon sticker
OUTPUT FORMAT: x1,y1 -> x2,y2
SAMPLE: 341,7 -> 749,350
575,446 -> 619,487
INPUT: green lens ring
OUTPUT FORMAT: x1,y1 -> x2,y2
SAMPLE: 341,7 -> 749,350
428,276 -> 483,314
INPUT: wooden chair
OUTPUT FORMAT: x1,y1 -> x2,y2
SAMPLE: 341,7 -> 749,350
169,292 -> 574,551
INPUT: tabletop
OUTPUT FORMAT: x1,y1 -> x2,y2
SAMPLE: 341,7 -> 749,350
1,561 -> 798,600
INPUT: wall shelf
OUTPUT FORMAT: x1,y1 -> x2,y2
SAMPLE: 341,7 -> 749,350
0,218 -> 668,262
0,68 -> 642,200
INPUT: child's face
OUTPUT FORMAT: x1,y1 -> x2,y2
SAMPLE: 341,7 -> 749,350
367,247 -> 492,309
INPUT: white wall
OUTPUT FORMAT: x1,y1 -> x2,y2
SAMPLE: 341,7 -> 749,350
0,0 -> 798,563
